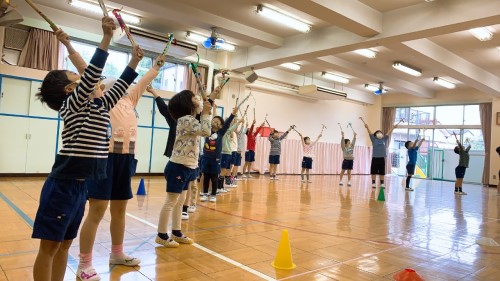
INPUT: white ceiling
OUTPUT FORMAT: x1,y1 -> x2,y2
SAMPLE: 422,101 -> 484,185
23,0 -> 500,98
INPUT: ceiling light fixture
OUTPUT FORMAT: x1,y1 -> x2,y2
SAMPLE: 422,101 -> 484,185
364,83 -> 387,94
69,0 -> 141,25
392,62 -> 422,77
256,5 -> 311,33
280,63 -> 301,71
354,48 -> 377,59
469,27 -> 493,41
321,72 -> 349,84
433,77 -> 456,89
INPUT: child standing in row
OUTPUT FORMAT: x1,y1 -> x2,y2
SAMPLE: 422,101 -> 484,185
243,112 -> 264,178
339,129 -> 357,186
32,17 -> 140,281
453,132 -> 471,195
268,126 -> 293,180
156,91 -> 211,247
201,108 -> 238,202
404,130 -> 425,192
296,130 -> 322,183
233,117 -> 248,181
221,117 -> 242,191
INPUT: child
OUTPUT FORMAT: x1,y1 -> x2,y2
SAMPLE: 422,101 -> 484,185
496,146 -> 500,195
339,130 -> 357,186
404,130 -> 426,192
59,36 -> 162,281
453,132 -> 471,195
221,117 -> 242,190
296,130 -> 322,183
232,118 -> 247,182
243,114 -> 264,178
156,91 -> 211,247
200,107 -> 238,202
32,17 -> 140,281
268,126 -> 293,180
360,117 -> 401,189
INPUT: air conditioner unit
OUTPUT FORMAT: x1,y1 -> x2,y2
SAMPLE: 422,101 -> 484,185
114,27 -> 197,58
298,84 -> 347,100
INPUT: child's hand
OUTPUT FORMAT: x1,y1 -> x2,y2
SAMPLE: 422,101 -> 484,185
131,46 -> 144,63
154,54 -> 167,68
202,99 -> 211,115
341,131 -> 344,136
102,16 -> 116,37
55,29 -> 70,46
232,107 -> 238,115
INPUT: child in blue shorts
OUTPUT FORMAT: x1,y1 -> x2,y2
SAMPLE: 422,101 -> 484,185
156,91 -> 211,247
32,17 -> 140,281
268,126 -> 293,180
296,129 -> 322,183
404,130 -> 425,192
453,132 -> 471,195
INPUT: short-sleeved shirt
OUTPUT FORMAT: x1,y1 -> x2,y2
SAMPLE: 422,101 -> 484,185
369,135 -> 389,158
407,146 -> 419,165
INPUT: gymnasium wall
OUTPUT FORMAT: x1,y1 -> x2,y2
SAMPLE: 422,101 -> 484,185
382,90 -> 499,186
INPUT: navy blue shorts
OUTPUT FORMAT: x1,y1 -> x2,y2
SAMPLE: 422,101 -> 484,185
221,153 -> 232,169
455,166 -> 467,178
302,157 -> 313,169
269,155 -> 280,164
370,157 -> 386,175
201,156 -> 221,174
406,163 -> 416,175
342,159 -> 354,170
164,162 -> 196,193
86,153 -> 137,200
245,150 -> 256,162
233,152 -> 242,166
32,177 -> 86,241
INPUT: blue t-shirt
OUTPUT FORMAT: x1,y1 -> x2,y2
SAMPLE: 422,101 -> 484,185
369,135 -> 389,158
202,114 -> 235,159
407,146 -> 419,165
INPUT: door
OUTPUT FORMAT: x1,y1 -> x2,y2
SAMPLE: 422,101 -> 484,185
0,116 -> 29,173
25,119 -> 58,173
0,77 -> 31,115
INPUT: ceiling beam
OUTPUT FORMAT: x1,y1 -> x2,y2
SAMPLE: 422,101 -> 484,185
114,0 -> 284,48
230,0 -> 500,70
310,57 -> 435,98
277,0 -> 382,37
401,39 -> 500,97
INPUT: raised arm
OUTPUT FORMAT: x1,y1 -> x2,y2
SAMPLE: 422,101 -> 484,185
387,120 -> 403,136
56,29 -> 87,75
417,130 -> 426,147
341,131 -> 345,149
352,132 -> 357,146
359,117 -> 372,135
218,107 -> 237,136
149,86 -> 175,127
128,54 -> 164,106
412,130 -> 420,148
279,127 -> 292,141
253,121 -> 265,137
296,130 -> 305,145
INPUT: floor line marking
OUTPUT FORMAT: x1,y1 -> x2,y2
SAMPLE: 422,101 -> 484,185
125,212 -> 277,281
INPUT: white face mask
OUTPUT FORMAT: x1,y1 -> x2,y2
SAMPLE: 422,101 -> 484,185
376,133 -> 383,139
195,100 -> 203,114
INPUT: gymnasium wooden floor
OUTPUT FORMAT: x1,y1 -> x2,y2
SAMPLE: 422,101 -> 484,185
0,175 -> 499,281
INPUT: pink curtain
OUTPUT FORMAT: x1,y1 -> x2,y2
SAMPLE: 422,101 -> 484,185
246,137 -> 372,175
183,65 -> 207,94
18,28 -> 58,71
479,103 -> 492,185
382,107 -> 396,174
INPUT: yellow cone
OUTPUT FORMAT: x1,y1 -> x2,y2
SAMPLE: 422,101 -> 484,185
272,230 -> 296,270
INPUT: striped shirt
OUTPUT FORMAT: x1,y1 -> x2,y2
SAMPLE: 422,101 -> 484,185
50,48 -> 138,180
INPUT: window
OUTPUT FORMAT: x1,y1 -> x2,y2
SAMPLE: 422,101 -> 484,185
61,40 -> 187,92
409,107 -> 434,126
435,105 -> 464,126
463,105 -> 481,125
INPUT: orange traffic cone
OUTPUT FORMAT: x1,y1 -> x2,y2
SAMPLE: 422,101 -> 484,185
393,268 -> 424,281
271,230 -> 296,270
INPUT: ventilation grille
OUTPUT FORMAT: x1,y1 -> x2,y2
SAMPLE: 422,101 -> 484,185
4,26 -> 29,50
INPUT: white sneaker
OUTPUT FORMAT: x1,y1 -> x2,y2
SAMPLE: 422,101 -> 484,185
200,195 -> 208,202
339,181 -> 343,186
234,177 -> 240,181
274,176 -> 280,180
77,266 -> 100,281
301,180 -> 306,183
182,212 -> 189,220
155,236 -> 179,248
459,191 -> 467,195
454,191 -> 461,195
187,205 -> 196,213
347,182 -> 351,186
372,183 -> 376,188
405,187 -> 414,192
209,196 -> 217,202
380,184 -> 385,189
230,183 -> 238,188
109,254 -> 141,266
247,174 -> 253,178
307,180 -> 312,183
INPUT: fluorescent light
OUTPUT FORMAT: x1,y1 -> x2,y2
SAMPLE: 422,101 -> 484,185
215,41 -> 236,52
256,5 -> 311,33
392,62 -> 422,77
280,63 -> 301,71
321,72 -> 349,84
364,84 -> 387,94
469,27 -> 493,41
186,31 -> 207,43
433,77 -> 456,89
354,48 -> 377,59
69,0 -> 141,25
